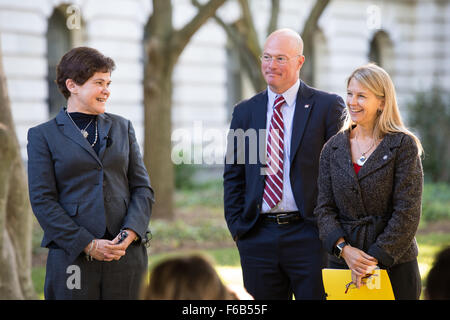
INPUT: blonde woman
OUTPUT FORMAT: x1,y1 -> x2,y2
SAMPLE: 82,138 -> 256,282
315,63 -> 424,300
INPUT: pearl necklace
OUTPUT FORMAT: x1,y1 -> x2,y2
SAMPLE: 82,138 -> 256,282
66,110 -> 98,147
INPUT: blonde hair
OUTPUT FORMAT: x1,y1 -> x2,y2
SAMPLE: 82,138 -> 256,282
141,253 -> 238,300
341,63 -> 423,155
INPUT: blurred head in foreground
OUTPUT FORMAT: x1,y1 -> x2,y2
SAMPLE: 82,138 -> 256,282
142,253 -> 251,300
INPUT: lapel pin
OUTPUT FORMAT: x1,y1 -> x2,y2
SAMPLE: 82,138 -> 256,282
304,104 -> 309,108
383,155 -> 388,160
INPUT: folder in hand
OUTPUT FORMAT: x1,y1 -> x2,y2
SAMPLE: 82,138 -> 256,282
322,268 -> 395,300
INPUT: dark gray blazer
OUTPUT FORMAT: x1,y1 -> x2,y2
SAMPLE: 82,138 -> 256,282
27,108 -> 154,263
314,130 -> 423,268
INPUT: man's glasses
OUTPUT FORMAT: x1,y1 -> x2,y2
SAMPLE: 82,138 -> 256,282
260,54 -> 301,65
344,273 -> 379,294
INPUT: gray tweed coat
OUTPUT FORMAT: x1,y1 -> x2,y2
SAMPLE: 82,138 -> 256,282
314,130 -> 423,268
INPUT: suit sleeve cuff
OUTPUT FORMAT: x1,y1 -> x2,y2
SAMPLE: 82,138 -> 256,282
324,228 -> 346,256
368,243 -> 395,268
67,228 -> 95,263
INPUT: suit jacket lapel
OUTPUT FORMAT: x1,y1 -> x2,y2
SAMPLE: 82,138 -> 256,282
290,81 -> 314,164
253,90 -> 268,180
331,130 -> 359,182
97,113 -> 112,160
357,133 -> 401,181
56,108 -> 102,166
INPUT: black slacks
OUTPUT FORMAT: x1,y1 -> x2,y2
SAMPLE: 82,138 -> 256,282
237,218 -> 327,300
44,242 -> 148,300
328,257 -> 421,300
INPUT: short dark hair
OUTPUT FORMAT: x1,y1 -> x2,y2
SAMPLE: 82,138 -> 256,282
56,47 -> 115,99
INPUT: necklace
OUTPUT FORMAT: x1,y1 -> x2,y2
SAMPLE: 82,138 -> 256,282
90,120 -> 98,147
66,110 -> 98,147
355,133 -> 376,166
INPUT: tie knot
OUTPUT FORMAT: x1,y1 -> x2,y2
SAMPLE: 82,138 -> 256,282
274,95 -> 285,111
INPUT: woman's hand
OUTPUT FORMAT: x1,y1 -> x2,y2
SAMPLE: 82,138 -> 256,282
106,229 -> 138,252
341,245 -> 378,287
84,239 -> 126,261
84,230 -> 138,261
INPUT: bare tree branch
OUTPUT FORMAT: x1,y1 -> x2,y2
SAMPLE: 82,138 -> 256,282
237,0 -> 261,60
300,0 -> 330,85
209,6 -> 266,91
267,0 -> 280,36
301,0 -> 330,40
172,0 -> 227,57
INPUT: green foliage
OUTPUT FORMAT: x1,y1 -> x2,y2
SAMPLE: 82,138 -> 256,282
421,183 -> 450,222
149,218 -> 230,250
31,266 -> 45,300
174,163 -> 199,190
407,87 -> 450,183
175,179 -> 223,207
207,247 -> 240,266
416,233 -> 450,294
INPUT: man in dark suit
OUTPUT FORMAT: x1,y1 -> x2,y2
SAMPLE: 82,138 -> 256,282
224,29 -> 345,299
27,47 -> 154,299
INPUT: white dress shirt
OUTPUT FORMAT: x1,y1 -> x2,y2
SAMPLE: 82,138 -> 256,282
261,79 -> 300,213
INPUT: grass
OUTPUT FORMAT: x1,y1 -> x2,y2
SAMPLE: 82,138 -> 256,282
416,233 -> 450,282
419,183 -> 450,228
31,265 -> 46,300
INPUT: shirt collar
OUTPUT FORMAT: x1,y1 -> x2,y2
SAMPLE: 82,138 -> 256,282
267,79 -> 300,109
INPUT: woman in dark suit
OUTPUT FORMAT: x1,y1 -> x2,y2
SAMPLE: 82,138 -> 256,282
315,63 -> 423,300
27,47 -> 154,299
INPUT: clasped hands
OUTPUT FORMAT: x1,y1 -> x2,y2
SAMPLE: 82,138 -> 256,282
341,244 -> 378,289
83,229 -> 137,262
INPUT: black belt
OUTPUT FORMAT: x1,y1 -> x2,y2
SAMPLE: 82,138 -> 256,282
261,212 -> 302,224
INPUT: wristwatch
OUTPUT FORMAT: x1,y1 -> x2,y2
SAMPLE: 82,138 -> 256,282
334,241 -> 349,259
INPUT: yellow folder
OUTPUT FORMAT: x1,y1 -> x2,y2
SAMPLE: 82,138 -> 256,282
322,268 -> 395,300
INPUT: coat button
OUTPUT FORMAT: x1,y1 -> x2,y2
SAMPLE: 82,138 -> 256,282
383,155 -> 388,160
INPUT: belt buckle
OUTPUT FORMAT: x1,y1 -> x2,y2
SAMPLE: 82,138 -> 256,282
276,214 -> 289,225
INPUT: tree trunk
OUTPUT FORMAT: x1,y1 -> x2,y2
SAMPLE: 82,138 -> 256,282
300,0 -> 330,85
144,38 -> 176,220
0,38 -> 36,299
144,0 -> 226,220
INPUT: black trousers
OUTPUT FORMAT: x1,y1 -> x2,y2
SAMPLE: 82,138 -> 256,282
237,218 -> 327,300
44,242 -> 148,300
329,257 -> 421,300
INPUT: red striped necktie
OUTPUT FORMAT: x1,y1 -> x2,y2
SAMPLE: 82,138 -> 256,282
263,95 -> 285,209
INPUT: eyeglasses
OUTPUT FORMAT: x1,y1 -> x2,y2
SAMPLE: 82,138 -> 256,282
344,273 -> 379,294
260,54 -> 301,65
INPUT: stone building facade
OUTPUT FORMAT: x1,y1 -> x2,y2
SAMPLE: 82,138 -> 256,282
0,0 -> 448,163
